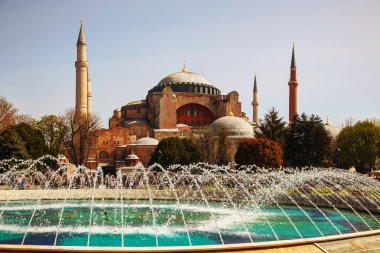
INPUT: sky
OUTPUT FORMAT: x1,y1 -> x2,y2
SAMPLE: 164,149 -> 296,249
0,0 -> 379,127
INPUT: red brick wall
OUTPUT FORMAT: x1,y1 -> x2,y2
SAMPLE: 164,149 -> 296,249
126,145 -> 156,167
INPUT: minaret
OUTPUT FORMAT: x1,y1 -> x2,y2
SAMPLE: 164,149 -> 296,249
75,21 -> 88,118
252,74 -> 259,125
288,43 -> 298,123
87,70 -> 92,117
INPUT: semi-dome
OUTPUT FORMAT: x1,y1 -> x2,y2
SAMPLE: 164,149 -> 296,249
148,68 -> 221,95
134,137 -> 159,146
210,115 -> 254,138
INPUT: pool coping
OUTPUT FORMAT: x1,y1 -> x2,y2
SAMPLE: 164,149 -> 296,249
0,229 -> 379,252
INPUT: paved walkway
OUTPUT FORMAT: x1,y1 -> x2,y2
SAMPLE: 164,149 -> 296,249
316,234 -> 380,253
214,234 -> 380,253
214,245 -> 323,252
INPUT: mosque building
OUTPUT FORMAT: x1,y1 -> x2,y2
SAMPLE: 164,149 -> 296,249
73,22 -> 305,172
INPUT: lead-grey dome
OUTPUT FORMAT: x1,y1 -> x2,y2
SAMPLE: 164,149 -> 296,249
149,71 -> 221,95
210,116 -> 254,138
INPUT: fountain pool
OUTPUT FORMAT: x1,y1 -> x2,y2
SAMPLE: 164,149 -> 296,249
0,200 -> 379,247
0,157 -> 379,251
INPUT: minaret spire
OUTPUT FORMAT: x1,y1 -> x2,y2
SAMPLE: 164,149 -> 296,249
252,73 -> 259,125
288,43 -> 298,123
75,21 -> 89,118
77,20 -> 86,45
291,42 -> 296,69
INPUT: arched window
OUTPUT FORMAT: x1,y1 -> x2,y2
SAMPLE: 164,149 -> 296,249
99,151 -> 109,159
176,103 -> 215,127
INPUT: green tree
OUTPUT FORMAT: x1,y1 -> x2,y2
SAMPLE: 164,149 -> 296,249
13,123 -> 48,159
258,107 -> 286,146
283,113 -> 331,167
235,138 -> 283,168
36,115 -> 64,157
337,120 -> 380,173
0,128 -> 29,160
181,138 -> 202,164
149,137 -> 201,169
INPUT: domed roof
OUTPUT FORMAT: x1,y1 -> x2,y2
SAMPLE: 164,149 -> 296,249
324,123 -> 341,139
134,137 -> 159,146
210,116 -> 254,138
126,153 -> 139,160
159,71 -> 211,85
148,68 -> 221,95
324,117 -> 341,139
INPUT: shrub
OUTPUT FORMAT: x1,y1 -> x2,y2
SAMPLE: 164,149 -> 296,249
235,138 -> 283,168
149,137 -> 201,169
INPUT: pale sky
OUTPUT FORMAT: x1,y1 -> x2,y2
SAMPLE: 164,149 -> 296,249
0,0 -> 379,127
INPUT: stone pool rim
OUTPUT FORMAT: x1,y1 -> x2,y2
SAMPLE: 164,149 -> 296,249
0,229 -> 379,252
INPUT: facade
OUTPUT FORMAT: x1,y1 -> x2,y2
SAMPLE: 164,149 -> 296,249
73,23 -> 299,171
89,64 -> 249,171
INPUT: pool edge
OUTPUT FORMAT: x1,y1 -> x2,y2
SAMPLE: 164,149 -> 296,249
0,229 -> 379,252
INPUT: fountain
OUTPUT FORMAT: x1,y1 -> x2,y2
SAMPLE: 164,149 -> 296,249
0,156 -> 379,252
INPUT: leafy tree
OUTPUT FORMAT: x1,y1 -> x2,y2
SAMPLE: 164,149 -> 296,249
258,107 -> 286,146
0,97 -> 35,134
14,114 -> 35,126
60,108 -> 101,166
337,120 -> 380,173
283,113 -> 331,167
235,138 -> 283,168
12,123 -> 47,159
0,128 -> 29,160
181,138 -> 202,164
149,137 -> 201,169
0,97 -> 18,133
36,115 -> 64,157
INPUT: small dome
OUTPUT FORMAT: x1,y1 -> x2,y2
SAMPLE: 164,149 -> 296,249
149,71 -> 221,95
210,116 -> 254,138
135,137 -> 159,146
126,153 -> 139,160
324,124 -> 341,139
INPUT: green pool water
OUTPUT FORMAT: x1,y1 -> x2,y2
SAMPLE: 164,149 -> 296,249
0,199 -> 379,247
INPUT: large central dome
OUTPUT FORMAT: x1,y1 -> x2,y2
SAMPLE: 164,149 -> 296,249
148,68 -> 221,95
